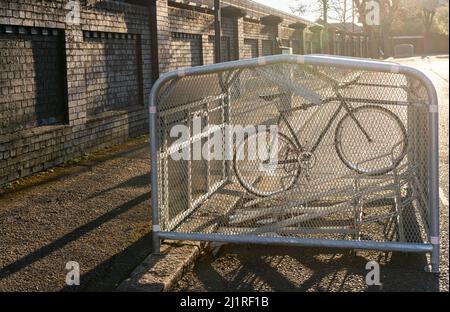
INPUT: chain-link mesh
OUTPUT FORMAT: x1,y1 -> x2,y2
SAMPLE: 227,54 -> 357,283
154,58 -> 433,247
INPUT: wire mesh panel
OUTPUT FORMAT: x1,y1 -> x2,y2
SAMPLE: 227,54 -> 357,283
149,55 -> 440,272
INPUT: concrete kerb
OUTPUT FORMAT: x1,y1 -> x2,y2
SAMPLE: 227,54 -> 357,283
117,241 -> 202,292
118,182 -> 247,292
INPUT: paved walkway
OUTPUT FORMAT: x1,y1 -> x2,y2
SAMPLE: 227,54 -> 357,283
0,137 -> 151,291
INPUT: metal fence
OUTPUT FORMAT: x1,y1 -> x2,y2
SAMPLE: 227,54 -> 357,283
149,55 -> 440,273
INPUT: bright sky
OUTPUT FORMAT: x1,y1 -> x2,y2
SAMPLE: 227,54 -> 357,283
252,0 -> 356,23
253,0 -> 318,21
253,0 -> 295,14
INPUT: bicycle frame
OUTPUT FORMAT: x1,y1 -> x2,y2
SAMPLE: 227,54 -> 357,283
275,86 -> 370,156
256,64 -> 375,159
278,101 -> 342,154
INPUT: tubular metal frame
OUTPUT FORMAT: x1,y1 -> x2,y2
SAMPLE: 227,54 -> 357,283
149,54 -> 440,273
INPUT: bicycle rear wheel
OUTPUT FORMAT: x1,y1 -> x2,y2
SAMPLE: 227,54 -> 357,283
234,130 -> 300,197
335,105 -> 408,175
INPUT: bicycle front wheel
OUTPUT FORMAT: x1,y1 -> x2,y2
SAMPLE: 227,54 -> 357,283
234,130 -> 300,197
335,105 -> 408,175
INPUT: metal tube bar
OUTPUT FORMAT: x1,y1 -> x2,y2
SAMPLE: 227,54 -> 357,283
149,100 -> 161,254
428,83 -> 440,273
148,54 -> 440,271
158,232 -> 434,253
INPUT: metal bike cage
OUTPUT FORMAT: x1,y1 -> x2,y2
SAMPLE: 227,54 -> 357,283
149,55 -> 440,273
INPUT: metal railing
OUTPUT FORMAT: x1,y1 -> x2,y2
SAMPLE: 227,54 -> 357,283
149,55 -> 440,273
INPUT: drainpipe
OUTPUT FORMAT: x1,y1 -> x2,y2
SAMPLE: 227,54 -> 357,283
149,0 -> 159,82
214,0 -> 222,63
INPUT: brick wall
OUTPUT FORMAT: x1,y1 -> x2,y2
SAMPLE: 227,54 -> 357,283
0,0 -> 151,185
262,39 -> 274,56
243,38 -> 258,59
168,32 -> 203,70
167,5 -> 236,68
243,21 -> 273,40
0,27 -> 67,135
204,36 -> 231,64
83,31 -> 143,116
0,0 -> 320,186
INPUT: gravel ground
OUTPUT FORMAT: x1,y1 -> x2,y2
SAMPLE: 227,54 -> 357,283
396,55 -> 449,292
0,56 -> 447,293
174,245 -> 438,291
416,55 -> 450,292
174,56 -> 449,292
0,136 -> 152,291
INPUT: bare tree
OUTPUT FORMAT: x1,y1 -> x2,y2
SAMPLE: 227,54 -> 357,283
289,0 -> 310,15
290,0 -> 332,53
330,0 -> 353,23
352,0 -> 400,58
419,0 -> 445,53
421,0 -> 439,30
380,0 -> 400,57
353,0 -> 377,57
290,0 -> 365,54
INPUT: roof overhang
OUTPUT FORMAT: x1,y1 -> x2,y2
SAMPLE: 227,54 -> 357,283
260,15 -> 283,26
288,22 -> 307,30
221,5 -> 246,18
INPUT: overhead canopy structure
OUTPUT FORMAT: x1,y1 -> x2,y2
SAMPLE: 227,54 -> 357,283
260,14 -> 283,26
221,5 -> 246,18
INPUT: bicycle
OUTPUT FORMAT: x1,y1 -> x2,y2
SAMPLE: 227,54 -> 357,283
233,68 -> 408,197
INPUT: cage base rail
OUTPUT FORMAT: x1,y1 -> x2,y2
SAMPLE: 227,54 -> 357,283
157,231 -> 433,254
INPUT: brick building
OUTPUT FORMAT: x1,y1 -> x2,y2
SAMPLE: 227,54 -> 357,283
0,0 -> 368,186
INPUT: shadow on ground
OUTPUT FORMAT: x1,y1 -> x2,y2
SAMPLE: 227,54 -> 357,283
175,244 -> 439,292
0,139 -> 152,292
62,233 -> 153,292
